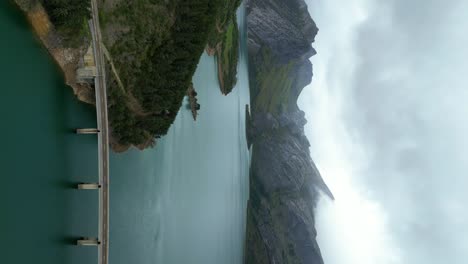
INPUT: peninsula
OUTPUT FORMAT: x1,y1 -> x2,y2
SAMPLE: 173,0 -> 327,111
206,0 -> 242,95
14,0 -> 241,151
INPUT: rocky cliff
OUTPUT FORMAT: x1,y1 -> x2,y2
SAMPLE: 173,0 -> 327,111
245,0 -> 332,263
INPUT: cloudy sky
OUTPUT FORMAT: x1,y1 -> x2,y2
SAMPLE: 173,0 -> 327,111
298,0 -> 468,263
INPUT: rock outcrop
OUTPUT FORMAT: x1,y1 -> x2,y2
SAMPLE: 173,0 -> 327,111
245,0 -> 332,263
14,1 -> 95,105
247,0 -> 318,63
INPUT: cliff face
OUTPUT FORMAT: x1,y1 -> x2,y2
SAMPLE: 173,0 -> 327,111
246,0 -> 332,263
247,0 -> 317,63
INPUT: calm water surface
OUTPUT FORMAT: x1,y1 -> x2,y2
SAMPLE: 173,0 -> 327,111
0,2 -> 249,264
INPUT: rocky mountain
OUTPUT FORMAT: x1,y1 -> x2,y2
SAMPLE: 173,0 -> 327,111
245,0 -> 332,263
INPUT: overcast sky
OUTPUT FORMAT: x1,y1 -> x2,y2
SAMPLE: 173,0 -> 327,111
298,0 -> 468,263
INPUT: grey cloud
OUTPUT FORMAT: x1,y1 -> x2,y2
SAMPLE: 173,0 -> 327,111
302,0 -> 468,263
347,0 -> 468,263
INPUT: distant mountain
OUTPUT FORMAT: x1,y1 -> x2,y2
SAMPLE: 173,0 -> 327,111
245,0 -> 332,263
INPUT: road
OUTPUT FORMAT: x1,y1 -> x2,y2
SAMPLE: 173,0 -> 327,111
89,0 -> 110,263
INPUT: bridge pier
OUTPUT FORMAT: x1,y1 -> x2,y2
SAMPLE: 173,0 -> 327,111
76,128 -> 100,134
77,183 -> 101,190
76,237 -> 100,246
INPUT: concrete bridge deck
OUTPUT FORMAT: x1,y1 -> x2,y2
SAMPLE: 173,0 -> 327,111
88,0 -> 110,263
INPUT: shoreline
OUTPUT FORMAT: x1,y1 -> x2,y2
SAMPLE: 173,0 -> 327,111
14,1 -> 95,105
207,17 -> 240,96
14,0 -> 239,152
206,42 -> 226,94
14,0 -> 139,152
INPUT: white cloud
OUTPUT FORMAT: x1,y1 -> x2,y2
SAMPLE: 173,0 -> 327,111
299,0 -> 468,263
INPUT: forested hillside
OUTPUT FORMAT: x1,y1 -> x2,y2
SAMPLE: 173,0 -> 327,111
26,0 -> 242,150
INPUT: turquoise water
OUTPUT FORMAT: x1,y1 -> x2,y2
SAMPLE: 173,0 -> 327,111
0,2 -> 249,264
109,6 -> 251,263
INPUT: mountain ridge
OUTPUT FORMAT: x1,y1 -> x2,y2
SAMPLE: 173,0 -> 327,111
245,0 -> 332,263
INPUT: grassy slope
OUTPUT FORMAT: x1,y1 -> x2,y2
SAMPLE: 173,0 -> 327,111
246,47 -> 303,264
252,48 -> 295,114
207,0 -> 242,95
218,18 -> 240,95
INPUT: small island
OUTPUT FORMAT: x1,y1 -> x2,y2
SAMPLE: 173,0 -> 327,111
186,84 -> 200,121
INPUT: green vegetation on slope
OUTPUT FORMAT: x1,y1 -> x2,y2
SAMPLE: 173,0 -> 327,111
99,0 -> 243,147
207,0 -> 242,47
35,0 -> 242,149
207,0 -> 242,95
40,0 -> 91,46
217,18 -> 240,95
101,0 -> 225,147
252,48 -> 296,114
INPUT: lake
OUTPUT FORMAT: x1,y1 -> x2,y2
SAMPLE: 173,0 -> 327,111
0,2 -> 250,264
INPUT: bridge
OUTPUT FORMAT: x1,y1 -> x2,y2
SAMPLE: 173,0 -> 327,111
74,1 -> 110,264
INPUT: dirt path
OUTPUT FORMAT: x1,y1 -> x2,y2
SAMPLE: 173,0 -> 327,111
101,44 -> 126,93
